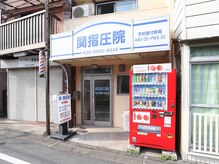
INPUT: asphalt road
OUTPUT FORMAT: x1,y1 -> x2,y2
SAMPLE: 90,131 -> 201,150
0,127 -> 185,164
0,129 -> 118,164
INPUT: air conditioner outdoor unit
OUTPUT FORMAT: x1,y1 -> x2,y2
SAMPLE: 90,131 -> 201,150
72,5 -> 90,19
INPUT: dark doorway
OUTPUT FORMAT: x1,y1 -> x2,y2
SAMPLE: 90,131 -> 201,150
1,90 -> 7,117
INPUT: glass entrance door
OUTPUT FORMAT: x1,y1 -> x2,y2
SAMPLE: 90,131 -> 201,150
83,76 -> 111,126
83,77 -> 92,123
94,78 -> 110,124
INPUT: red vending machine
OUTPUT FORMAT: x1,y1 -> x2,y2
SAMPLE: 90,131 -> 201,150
129,63 -> 176,151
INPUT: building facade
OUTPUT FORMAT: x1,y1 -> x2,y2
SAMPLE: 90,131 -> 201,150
173,0 -> 219,163
51,0 -> 174,128
0,0 -> 67,122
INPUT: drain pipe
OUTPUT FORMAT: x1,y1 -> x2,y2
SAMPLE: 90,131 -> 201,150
51,61 -> 69,94
59,64 -> 69,94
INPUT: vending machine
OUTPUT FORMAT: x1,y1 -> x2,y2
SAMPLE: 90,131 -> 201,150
129,63 -> 176,151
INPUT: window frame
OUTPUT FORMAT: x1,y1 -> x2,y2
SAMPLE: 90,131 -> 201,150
189,43 -> 219,148
117,74 -> 129,95
96,1 -> 115,15
190,44 -> 219,108
95,0 -> 136,15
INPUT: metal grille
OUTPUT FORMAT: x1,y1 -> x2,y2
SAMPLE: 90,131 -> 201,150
192,113 -> 219,155
0,10 -> 45,50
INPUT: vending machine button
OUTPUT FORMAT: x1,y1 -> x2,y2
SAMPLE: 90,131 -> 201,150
152,114 -> 157,119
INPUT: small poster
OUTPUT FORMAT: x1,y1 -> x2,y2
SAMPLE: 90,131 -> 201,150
164,116 -> 171,127
53,94 -> 72,125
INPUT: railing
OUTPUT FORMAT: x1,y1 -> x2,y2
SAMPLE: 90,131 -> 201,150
0,10 -> 45,51
0,10 -> 59,52
192,113 -> 219,155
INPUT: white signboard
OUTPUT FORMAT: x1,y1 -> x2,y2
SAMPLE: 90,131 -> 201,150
18,55 -> 39,67
133,63 -> 172,73
53,94 -> 71,125
133,16 -> 170,52
50,16 -> 170,60
73,19 -> 133,58
50,31 -> 73,59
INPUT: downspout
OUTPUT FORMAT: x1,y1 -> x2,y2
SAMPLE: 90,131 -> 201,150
59,64 -> 69,94
53,62 -> 69,94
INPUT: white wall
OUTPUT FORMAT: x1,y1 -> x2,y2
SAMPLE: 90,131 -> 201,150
8,69 -> 36,121
173,0 -> 186,39
8,67 -> 63,122
64,1 -> 170,32
113,64 -> 130,128
174,0 -> 219,40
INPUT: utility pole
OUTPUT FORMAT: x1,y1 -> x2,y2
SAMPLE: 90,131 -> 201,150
45,0 -> 50,135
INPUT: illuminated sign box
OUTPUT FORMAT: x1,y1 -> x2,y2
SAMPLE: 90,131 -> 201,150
51,16 -> 170,60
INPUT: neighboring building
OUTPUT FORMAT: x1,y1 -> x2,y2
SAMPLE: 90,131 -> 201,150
173,0 -> 219,163
50,0 -> 174,128
0,0 -> 70,123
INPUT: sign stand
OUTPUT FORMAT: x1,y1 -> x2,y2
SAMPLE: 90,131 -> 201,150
51,122 -> 76,141
51,94 -> 76,141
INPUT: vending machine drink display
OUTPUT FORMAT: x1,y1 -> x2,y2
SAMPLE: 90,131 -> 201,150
129,63 -> 176,151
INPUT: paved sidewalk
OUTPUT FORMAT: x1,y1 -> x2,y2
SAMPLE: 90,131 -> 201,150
0,118 -> 190,164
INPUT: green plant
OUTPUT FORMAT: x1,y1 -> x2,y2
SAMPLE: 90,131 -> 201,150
157,155 -> 172,161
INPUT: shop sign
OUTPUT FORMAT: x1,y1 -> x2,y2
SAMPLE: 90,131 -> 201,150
133,17 -> 170,52
50,16 -> 170,60
50,31 -> 73,59
53,94 -> 72,125
73,19 -> 133,58
18,55 -> 39,67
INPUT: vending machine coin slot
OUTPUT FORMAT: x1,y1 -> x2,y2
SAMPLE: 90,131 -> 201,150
167,134 -> 173,138
159,112 -> 164,118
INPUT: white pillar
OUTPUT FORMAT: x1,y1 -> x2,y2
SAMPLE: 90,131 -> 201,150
181,44 -> 190,160
0,9 -> 2,24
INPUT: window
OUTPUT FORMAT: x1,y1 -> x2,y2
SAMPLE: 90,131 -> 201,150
96,2 -> 115,15
117,75 -> 129,94
82,67 -> 112,74
96,0 -> 136,15
190,46 -> 219,107
116,0 -> 136,12
190,45 -> 219,150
